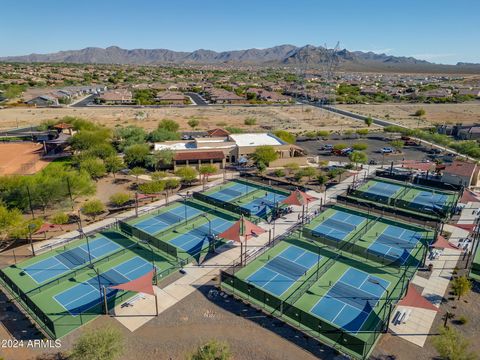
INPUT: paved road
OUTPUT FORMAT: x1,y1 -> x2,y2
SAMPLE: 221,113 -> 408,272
185,92 -> 208,106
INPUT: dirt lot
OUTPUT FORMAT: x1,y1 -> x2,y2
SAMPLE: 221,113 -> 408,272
0,142 -> 50,175
337,102 -> 480,128
0,105 -> 369,133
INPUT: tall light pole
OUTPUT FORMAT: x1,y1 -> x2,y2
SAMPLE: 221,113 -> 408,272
368,278 -> 391,333
28,223 -> 36,256
178,191 -> 191,224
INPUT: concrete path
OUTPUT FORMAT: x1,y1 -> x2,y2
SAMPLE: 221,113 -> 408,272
389,220 -> 470,347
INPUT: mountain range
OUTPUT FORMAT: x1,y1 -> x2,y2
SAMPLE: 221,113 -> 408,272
1,45 -> 479,73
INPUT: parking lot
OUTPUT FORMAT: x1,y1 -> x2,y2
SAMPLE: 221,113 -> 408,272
298,133 -> 444,164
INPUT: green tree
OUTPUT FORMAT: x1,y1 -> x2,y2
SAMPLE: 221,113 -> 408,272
274,169 -> 285,177
451,276 -> 472,300
390,139 -> 404,152
316,130 -> 330,139
433,326 -> 476,360
124,144 -> 150,167
199,164 -> 218,183
84,143 -> 117,160
251,145 -> 278,166
158,119 -> 180,132
114,125 -> 147,151
148,128 -> 180,142
187,118 -> 200,129
0,205 -> 23,242
104,156 -> 124,178
188,340 -> 232,360
151,171 -> 168,181
138,181 -> 165,194
51,212 -> 69,225
414,108 -> 426,117
80,158 -> 106,180
364,117 -> 373,127
164,178 -> 180,192
69,129 -> 111,151
356,129 -> 369,137
81,199 -> 105,220
175,166 -> 198,184
109,193 -> 131,207
317,173 -> 328,190
352,143 -> 368,151
349,151 -> 368,167
274,130 -> 296,144
299,166 -> 317,181
130,167 -> 145,182
333,143 -> 348,151
70,326 -> 124,360
146,149 -> 175,170
244,117 -> 257,126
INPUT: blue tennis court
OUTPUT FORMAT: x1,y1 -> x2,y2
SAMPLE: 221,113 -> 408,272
208,181 -> 257,202
368,225 -> 422,264
364,182 -> 401,199
241,191 -> 287,215
312,211 -> 365,242
310,268 -> 389,333
170,217 -> 234,253
246,245 -> 319,296
54,256 -> 154,315
411,191 -> 447,210
23,236 -> 121,284
134,203 -> 201,234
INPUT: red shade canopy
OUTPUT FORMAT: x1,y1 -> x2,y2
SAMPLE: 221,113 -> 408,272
400,160 -> 435,172
431,235 -> 459,250
460,189 -> 480,204
398,283 -> 439,312
282,189 -> 317,206
218,216 -> 266,243
109,269 -> 155,296
454,223 -> 476,232
34,222 -> 63,235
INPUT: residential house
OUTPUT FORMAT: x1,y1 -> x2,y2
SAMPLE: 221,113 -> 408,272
156,91 -> 188,105
25,95 -> 59,107
97,89 -> 133,105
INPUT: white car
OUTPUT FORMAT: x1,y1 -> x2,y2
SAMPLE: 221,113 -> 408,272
381,147 -> 394,154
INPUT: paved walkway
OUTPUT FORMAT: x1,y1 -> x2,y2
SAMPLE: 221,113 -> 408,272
389,220 -> 469,347
113,166 -> 378,331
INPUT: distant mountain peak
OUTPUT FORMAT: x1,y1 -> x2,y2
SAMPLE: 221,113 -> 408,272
0,44 -> 475,72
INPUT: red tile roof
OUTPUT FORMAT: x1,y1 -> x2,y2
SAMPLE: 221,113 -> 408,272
54,123 -> 73,129
206,128 -> 230,137
174,151 -> 225,161
443,161 -> 477,177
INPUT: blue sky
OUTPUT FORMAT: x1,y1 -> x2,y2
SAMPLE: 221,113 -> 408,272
1,0 -> 479,64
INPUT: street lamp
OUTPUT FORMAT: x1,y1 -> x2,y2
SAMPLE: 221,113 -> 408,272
200,213 -> 214,250
79,229 -> 93,266
368,278 -> 392,333
178,191 -> 191,224
28,223 -> 36,256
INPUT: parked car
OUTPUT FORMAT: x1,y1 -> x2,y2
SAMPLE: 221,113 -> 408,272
381,147 -> 394,154
321,144 -> 333,151
428,148 -> 442,154
341,147 -> 353,155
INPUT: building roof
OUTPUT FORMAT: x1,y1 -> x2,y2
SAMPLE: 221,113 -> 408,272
443,160 -> 477,177
228,133 -> 285,147
54,123 -> 73,129
156,91 -> 185,101
174,151 -> 225,161
207,128 -> 230,137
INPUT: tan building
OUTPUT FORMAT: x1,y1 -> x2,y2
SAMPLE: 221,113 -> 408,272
154,130 -> 306,169
97,89 -> 133,104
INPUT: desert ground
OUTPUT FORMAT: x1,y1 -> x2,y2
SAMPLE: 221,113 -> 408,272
337,102 -> 480,128
0,105 -> 369,133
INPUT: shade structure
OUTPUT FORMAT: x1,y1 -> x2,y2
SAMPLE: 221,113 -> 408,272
218,216 -> 266,243
431,235 -> 459,250
398,283 -> 439,312
460,189 -> 480,204
282,189 -> 318,206
454,223 -> 476,233
34,222 -> 63,235
400,160 -> 435,172
109,269 -> 155,296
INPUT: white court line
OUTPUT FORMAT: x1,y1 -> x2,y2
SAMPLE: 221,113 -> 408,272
25,257 -> 69,283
